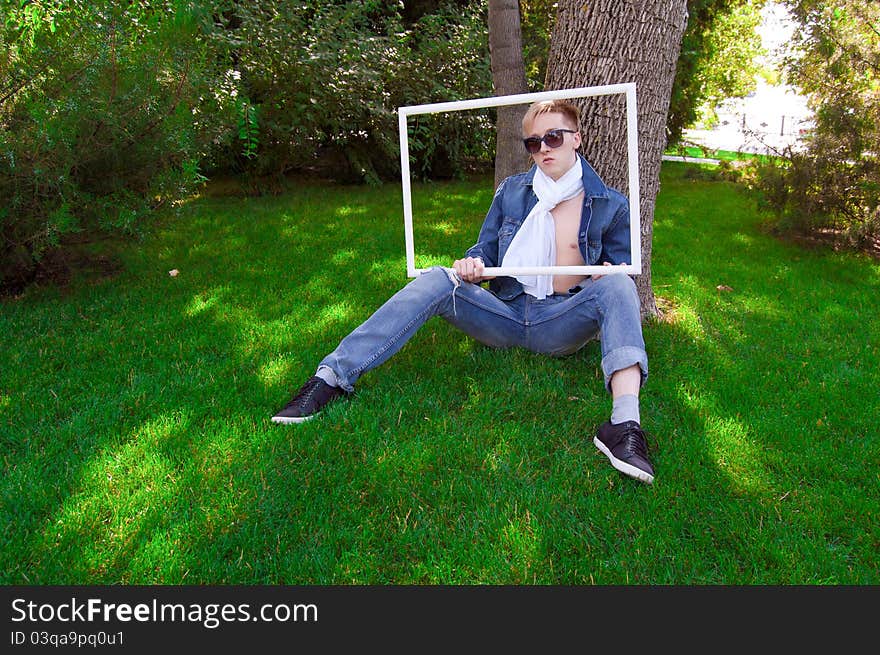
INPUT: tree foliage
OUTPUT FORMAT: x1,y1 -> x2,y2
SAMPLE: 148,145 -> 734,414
519,0 -> 557,91
9,0 -> 843,295
224,0 -> 493,188
0,0 -> 233,293
751,0 -> 879,245
517,1 -> 766,146
667,0 -> 766,144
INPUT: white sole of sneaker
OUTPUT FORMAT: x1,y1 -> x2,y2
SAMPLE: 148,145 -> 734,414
271,414 -> 314,424
593,437 -> 654,484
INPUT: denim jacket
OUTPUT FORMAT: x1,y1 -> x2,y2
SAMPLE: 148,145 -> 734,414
464,154 -> 631,300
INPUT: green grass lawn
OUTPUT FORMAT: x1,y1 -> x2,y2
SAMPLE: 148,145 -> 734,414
2,163 -> 878,584
664,144 -> 769,163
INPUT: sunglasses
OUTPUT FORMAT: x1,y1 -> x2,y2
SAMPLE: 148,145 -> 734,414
522,128 -> 577,154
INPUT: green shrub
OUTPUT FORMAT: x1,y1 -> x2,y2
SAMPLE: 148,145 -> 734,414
224,0 -> 494,188
748,146 -> 880,247
0,1 -> 234,294
748,1 -> 879,248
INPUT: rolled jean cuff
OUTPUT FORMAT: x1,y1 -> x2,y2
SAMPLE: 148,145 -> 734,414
316,363 -> 354,393
601,346 -> 648,393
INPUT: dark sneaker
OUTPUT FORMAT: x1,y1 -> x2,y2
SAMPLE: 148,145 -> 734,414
593,420 -> 655,484
271,376 -> 349,424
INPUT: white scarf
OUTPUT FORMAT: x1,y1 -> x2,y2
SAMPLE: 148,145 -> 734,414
501,158 -> 584,299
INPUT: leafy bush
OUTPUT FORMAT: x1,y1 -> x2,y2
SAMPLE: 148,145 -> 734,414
0,1 -> 235,294
223,0 -> 494,188
749,0 -> 879,248
748,145 -> 880,247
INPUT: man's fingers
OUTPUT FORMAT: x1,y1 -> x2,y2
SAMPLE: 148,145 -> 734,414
453,257 -> 484,282
595,261 -> 627,281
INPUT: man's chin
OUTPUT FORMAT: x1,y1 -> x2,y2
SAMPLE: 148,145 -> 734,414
538,163 -> 563,179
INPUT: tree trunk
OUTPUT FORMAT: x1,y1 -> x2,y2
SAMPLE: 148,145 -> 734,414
544,0 -> 689,319
488,0 -> 530,189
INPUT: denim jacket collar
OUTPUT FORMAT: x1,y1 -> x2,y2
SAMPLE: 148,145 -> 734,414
522,154 -> 610,200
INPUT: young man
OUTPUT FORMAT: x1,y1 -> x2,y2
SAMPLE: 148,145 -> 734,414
272,99 -> 655,484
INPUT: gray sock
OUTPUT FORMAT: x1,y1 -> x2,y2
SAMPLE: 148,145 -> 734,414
315,365 -> 340,387
611,394 -> 640,425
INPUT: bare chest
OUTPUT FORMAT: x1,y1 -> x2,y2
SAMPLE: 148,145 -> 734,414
550,193 -> 586,292
551,194 -> 585,264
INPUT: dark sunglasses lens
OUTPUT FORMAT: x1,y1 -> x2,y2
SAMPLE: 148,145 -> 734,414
523,130 -> 568,154
523,138 -> 541,154
544,131 -> 565,148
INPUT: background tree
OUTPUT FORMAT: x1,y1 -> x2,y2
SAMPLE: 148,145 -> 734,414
2,0 -> 784,296
519,0 -> 767,148
217,1 -> 493,187
519,0 -> 558,91
0,0 -> 232,295
544,0 -> 690,319
667,0 -> 766,145
751,0 -> 879,248
488,0 -> 530,188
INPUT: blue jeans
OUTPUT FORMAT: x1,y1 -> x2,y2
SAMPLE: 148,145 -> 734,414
318,266 -> 648,393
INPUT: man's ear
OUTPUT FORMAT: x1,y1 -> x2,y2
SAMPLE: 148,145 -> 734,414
573,130 -> 582,149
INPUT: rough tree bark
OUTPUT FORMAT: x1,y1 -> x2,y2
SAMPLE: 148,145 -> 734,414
488,0 -> 530,189
544,0 -> 689,319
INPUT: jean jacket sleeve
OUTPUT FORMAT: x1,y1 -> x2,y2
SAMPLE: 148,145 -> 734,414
599,194 -> 633,266
463,178 -> 508,267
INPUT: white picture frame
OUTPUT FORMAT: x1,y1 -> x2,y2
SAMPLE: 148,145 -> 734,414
398,83 -> 642,278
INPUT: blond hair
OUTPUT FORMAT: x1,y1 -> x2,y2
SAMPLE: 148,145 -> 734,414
521,99 -> 580,134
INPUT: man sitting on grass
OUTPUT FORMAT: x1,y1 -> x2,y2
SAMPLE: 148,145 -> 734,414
272,99 -> 655,484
